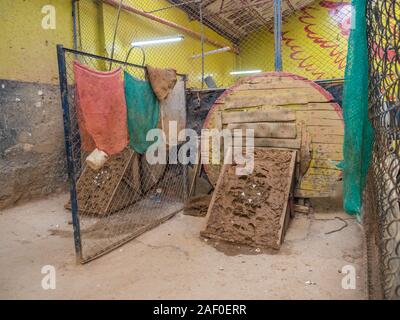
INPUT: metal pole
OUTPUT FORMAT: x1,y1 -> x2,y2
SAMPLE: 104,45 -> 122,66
109,0 -> 123,70
72,0 -> 78,51
273,0 -> 282,72
56,45 -> 83,263
199,0 -> 205,88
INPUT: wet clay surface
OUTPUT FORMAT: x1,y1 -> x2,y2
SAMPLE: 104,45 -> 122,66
202,148 -> 295,249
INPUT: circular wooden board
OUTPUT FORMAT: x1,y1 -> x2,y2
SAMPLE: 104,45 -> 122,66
202,72 -> 344,198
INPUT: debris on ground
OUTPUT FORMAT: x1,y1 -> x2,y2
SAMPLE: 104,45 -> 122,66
325,217 -> 349,235
183,194 -> 212,217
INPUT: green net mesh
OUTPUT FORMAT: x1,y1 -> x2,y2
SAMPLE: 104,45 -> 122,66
342,0 -> 374,215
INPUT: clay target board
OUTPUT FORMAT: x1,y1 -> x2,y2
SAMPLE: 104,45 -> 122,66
203,72 -> 344,198
201,148 -> 297,249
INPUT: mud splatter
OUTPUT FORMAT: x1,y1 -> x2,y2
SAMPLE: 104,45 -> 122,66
201,148 -> 294,250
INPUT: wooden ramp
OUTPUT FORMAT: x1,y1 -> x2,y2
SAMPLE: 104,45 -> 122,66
65,148 -> 142,216
201,148 -> 297,250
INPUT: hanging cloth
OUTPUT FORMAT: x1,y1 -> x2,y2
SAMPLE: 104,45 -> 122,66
124,71 -> 160,154
146,65 -> 177,101
160,79 -> 186,146
73,61 -> 128,155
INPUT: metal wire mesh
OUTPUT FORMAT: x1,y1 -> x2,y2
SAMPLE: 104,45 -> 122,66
74,0 -> 349,89
58,47 -> 187,263
281,0 -> 351,80
365,0 -> 400,300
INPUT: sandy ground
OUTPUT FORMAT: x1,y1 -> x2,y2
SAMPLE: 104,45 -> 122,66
0,193 -> 366,299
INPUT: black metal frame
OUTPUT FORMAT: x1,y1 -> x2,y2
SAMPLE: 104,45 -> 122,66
57,44 -> 82,262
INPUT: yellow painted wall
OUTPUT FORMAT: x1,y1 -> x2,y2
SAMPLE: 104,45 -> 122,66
0,0 -> 235,87
0,0 -> 73,84
78,0 -> 236,88
239,0 -> 351,80
0,0 -> 351,86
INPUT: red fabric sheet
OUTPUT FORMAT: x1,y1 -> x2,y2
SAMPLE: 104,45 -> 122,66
73,61 -> 128,155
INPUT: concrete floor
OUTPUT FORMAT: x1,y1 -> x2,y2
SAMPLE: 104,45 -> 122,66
0,193 -> 366,299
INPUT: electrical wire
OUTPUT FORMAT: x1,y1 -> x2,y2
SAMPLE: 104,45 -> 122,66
124,46 -> 146,68
109,0 -> 123,70
199,0 -> 205,88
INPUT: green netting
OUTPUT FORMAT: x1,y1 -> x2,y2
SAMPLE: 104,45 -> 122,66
342,0 -> 374,215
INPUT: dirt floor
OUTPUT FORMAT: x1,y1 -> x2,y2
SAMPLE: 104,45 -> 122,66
0,193 -> 366,299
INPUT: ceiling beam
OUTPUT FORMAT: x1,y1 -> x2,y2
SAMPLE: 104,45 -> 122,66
103,0 -> 239,53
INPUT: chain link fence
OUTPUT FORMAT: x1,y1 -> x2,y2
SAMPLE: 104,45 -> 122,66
57,46 -> 187,263
73,0 -> 350,88
365,0 -> 400,300
63,0 -> 351,262
281,0 -> 351,81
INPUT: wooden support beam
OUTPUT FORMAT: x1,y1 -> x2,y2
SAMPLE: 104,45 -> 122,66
103,0 -> 239,54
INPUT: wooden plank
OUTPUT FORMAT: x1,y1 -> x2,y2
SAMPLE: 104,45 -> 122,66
228,87 -> 329,104
300,124 -> 311,178
240,76 -> 310,86
312,134 -> 344,144
287,103 -> 340,111
303,110 -> 345,120
218,103 -> 340,112
215,111 -> 222,131
203,148 -> 232,224
300,173 -> 340,190
222,109 -> 296,124
236,79 -> 311,90
313,150 -> 343,160
228,122 -> 297,138
223,96 -> 266,109
295,189 -> 332,198
188,138 -> 201,198
228,87 -> 324,98
309,159 -> 341,170
295,111 -> 344,124
230,137 -> 301,149
304,167 -> 342,176
278,151 -> 297,245
307,119 -> 344,127
307,126 -> 343,136
308,102 -> 342,110
312,143 -> 343,154
202,148 -> 297,249
224,89 -> 330,109
293,204 -> 310,214
254,138 -> 300,149
219,105 -> 343,120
